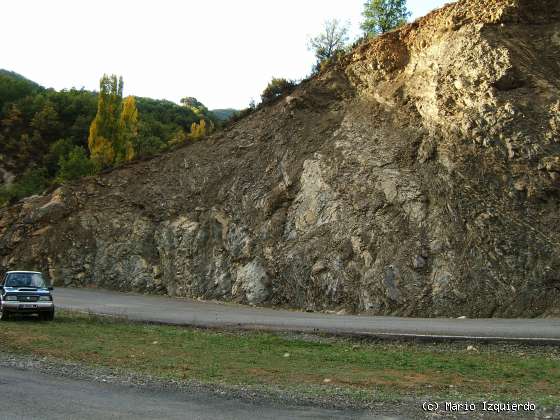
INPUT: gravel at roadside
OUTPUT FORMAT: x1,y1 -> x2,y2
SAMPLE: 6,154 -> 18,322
0,352 -> 403,414
1,351 -> 558,419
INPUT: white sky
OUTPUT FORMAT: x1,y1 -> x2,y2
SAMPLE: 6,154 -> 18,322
0,0 -> 448,110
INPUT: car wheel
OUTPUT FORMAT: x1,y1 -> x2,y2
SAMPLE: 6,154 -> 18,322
0,307 -> 11,321
41,310 -> 55,321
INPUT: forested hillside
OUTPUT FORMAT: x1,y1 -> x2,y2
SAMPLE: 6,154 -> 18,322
0,70 -> 217,205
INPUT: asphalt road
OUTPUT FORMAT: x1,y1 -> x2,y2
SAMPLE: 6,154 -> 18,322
55,287 -> 560,343
0,367 -> 383,420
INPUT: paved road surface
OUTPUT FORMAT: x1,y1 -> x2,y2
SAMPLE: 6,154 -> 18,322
55,288 -> 560,343
0,367 -> 384,420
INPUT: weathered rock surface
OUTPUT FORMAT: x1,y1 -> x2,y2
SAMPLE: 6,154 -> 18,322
0,156 -> 15,186
1,0 -> 559,317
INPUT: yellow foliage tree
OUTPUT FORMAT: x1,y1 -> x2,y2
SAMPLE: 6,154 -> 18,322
88,75 -> 139,166
88,75 -> 121,167
88,118 -> 115,168
169,128 -> 187,145
189,119 -> 207,140
88,135 -> 115,168
116,96 -> 139,163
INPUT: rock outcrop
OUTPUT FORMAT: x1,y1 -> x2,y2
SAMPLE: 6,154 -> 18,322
1,0 -> 559,317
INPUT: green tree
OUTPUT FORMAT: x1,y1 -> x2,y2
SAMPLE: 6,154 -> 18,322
44,138 -> 75,176
135,135 -> 166,157
57,146 -> 97,182
180,97 -> 208,115
0,168 -> 49,206
30,101 -> 61,139
308,19 -> 349,71
361,0 -> 411,36
2,104 -> 23,129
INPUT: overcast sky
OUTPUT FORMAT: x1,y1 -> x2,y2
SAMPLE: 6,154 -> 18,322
1,0 -> 448,110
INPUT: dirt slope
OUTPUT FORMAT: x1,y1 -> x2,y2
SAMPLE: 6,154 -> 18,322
1,0 -> 559,317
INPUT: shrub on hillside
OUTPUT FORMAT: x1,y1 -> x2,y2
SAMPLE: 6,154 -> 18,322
0,168 -> 49,206
189,119 -> 209,140
316,50 -> 346,73
44,138 -> 75,176
225,108 -> 255,127
135,135 -> 167,157
260,78 -> 296,105
56,146 -> 97,182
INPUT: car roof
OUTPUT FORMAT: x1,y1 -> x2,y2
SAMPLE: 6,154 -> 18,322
6,271 -> 42,274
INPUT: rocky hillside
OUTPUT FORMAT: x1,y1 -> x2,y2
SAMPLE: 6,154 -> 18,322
1,0 -> 559,318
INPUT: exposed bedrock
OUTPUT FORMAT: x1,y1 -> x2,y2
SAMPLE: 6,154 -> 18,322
1,0 -> 559,317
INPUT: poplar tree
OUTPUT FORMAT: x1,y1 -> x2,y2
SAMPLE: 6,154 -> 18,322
116,96 -> 139,163
88,74 -> 122,166
88,74 -> 139,166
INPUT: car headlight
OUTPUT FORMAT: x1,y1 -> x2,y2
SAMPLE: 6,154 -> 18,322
39,296 -> 52,301
5,296 -> 17,301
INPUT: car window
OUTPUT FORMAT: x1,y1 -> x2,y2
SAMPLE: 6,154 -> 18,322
5,273 -> 46,288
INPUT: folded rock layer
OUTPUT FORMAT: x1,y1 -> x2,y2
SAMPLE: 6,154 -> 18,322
1,0 -> 559,317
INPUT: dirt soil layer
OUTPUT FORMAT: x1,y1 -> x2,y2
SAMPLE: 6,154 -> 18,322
1,0 -> 560,318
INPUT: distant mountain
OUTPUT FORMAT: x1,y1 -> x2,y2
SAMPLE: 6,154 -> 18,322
0,69 -> 42,86
211,108 -> 238,122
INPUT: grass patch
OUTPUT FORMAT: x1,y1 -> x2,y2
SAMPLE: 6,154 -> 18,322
0,311 -> 558,405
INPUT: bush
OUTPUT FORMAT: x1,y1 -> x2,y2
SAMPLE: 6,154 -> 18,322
189,119 -> 209,140
260,78 -> 296,104
135,135 -> 167,157
314,49 -> 347,74
224,107 -> 255,127
44,138 -> 75,176
56,146 -> 97,182
0,168 -> 49,206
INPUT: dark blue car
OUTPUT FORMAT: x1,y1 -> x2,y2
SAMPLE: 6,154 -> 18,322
0,271 -> 55,321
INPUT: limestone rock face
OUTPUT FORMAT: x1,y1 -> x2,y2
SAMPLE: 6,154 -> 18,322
233,260 -> 270,305
1,0 -> 559,317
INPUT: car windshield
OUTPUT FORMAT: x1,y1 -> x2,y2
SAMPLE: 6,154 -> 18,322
5,273 -> 47,288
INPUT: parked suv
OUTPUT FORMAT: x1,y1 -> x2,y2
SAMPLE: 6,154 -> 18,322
0,271 -> 54,321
